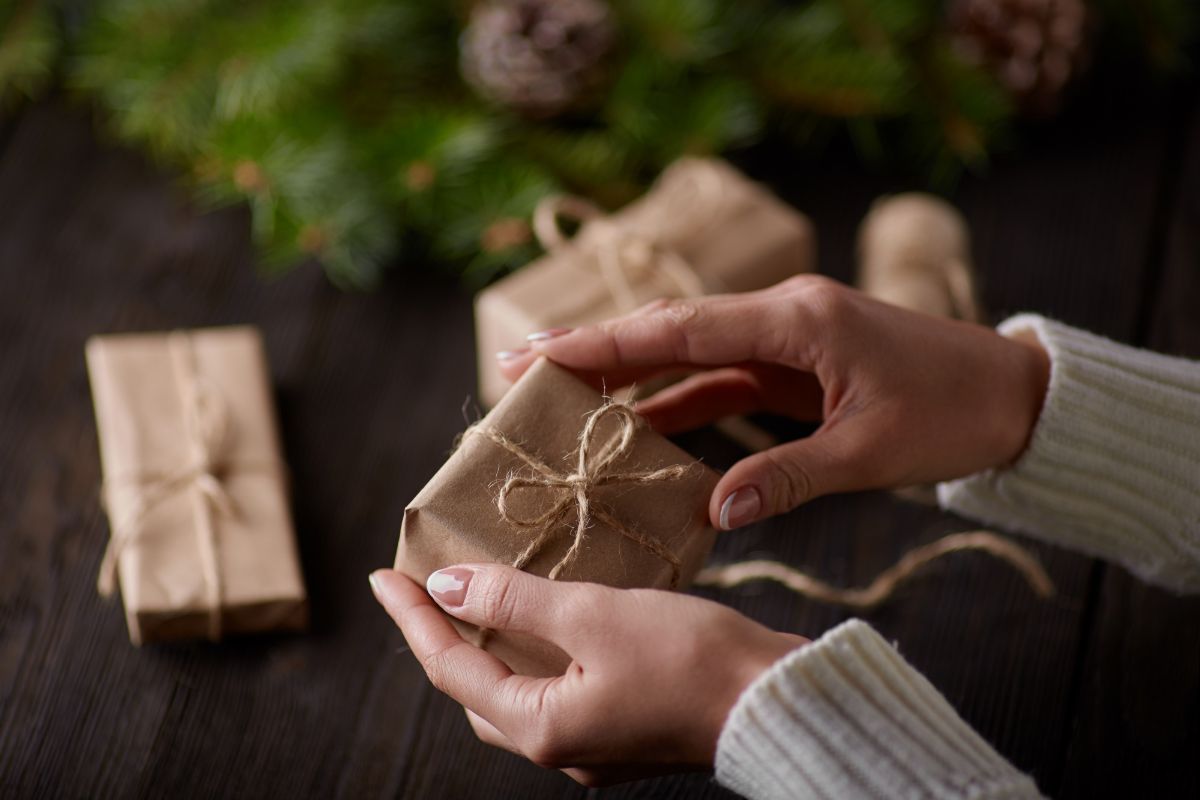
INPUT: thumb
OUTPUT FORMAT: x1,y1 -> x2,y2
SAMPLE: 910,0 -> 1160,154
709,429 -> 863,529
425,563 -> 599,651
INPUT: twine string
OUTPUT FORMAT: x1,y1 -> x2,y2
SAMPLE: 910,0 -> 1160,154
467,401 -> 691,589
694,531 -> 1055,610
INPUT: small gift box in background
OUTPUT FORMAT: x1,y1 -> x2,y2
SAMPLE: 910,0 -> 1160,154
474,157 -> 816,407
395,358 -> 719,677
87,326 -> 307,644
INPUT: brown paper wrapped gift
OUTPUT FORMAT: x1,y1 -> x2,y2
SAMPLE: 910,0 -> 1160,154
395,358 -> 719,677
475,157 -> 816,406
86,326 -> 307,644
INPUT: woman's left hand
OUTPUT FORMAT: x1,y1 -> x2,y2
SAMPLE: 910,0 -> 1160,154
369,565 -> 806,787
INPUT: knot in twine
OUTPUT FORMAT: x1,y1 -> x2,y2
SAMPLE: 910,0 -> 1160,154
468,401 -> 692,589
532,159 -> 728,312
97,331 -> 273,642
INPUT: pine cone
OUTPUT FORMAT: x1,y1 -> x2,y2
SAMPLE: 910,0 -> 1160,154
460,0 -> 616,119
949,0 -> 1090,117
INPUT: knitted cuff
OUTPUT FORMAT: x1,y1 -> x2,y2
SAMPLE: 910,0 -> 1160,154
938,315 -> 1200,593
715,619 -> 1041,800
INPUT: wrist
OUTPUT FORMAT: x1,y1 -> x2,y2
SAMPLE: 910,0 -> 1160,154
1004,330 -> 1051,463
704,632 -> 806,762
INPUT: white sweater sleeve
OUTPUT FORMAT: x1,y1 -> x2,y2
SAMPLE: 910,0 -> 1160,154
716,619 -> 1042,799
938,314 -> 1200,593
715,317 -> 1200,799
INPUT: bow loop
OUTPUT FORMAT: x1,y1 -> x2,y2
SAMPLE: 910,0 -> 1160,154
497,477 -> 575,529
575,402 -> 637,477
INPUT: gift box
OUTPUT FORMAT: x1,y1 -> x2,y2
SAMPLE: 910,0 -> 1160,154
394,358 -> 719,677
86,326 -> 307,644
474,157 -> 817,407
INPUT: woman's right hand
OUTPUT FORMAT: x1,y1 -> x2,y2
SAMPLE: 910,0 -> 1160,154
498,276 -> 1051,530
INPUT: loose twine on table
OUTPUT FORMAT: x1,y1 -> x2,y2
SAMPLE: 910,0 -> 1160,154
97,331 -> 277,641
464,400 -> 690,591
694,531 -> 1055,609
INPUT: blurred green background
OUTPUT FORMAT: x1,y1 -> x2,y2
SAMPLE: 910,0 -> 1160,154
0,0 -> 1192,287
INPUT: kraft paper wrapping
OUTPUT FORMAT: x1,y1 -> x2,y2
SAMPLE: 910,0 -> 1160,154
474,157 -> 817,406
395,359 -> 719,677
86,326 -> 307,645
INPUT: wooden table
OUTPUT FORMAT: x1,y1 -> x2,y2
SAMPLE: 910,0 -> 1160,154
1,87 -> 1198,798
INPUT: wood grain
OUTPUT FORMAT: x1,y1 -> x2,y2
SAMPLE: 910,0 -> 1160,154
0,91 -> 1196,799
1057,84 -> 1200,800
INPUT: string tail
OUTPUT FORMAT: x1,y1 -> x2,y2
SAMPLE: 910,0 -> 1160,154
693,531 -> 1055,611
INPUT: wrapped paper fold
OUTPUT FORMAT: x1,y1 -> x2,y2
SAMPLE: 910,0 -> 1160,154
395,358 -> 719,677
86,326 -> 307,645
474,157 -> 817,406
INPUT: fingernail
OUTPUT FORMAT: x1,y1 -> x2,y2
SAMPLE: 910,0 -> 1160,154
368,570 -> 386,600
526,327 -> 571,342
719,487 -> 762,530
427,567 -> 474,607
496,347 -> 530,361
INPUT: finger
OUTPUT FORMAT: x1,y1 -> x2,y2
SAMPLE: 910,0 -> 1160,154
499,275 -> 843,390
635,368 -> 763,434
495,347 -> 539,384
425,564 -> 606,656
466,709 -> 522,756
709,426 -> 868,529
528,292 -> 814,379
370,569 -> 543,729
636,365 -> 824,435
498,349 -> 685,394
494,295 -> 737,387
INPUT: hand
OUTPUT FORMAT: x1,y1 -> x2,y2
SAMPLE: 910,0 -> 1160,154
369,565 -> 805,787
500,276 -> 1051,530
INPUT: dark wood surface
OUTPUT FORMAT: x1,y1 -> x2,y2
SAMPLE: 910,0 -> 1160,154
1,85 -> 1198,799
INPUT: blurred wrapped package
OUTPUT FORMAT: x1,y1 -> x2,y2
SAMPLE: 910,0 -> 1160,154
86,326 -> 307,645
475,157 -> 816,406
395,358 -> 718,677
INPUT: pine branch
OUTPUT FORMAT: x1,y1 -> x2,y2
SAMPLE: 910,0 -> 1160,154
3,0 -> 1195,287
0,0 -> 59,110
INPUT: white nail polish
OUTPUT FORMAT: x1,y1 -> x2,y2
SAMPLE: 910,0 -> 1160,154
719,493 -> 735,531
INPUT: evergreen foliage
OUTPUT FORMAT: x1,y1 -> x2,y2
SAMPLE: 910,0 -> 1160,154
0,0 -> 1192,287
0,0 -> 59,108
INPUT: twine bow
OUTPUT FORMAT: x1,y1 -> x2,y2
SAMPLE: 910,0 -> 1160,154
532,159 -> 729,313
468,401 -> 693,589
97,331 -> 270,642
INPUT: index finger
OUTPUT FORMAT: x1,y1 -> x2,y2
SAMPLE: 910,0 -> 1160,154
370,569 -> 548,733
500,284 -> 818,388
